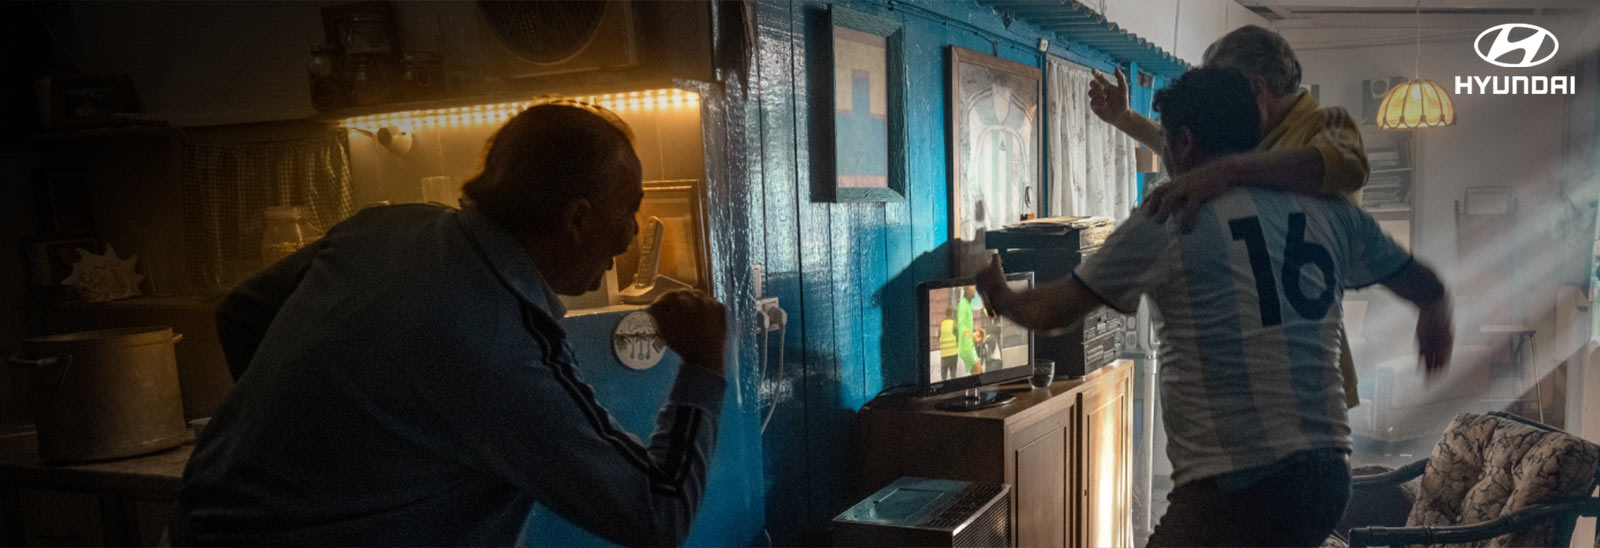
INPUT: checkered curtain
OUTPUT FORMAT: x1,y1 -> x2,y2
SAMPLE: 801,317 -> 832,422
181,133 -> 354,289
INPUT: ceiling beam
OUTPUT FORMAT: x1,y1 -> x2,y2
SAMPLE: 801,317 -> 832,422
1281,31 -> 1478,50
1273,13 -> 1586,31
1255,0 -> 1294,20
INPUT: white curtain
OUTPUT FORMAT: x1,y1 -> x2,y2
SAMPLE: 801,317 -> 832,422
1047,57 -> 1138,221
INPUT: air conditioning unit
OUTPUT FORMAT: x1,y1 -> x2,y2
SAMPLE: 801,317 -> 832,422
477,0 -> 638,79
398,0 -> 716,92
833,477 -> 1010,548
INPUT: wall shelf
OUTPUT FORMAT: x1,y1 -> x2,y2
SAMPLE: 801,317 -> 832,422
28,125 -> 183,142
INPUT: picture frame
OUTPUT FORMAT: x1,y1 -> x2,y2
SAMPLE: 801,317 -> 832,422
35,74 -> 137,130
948,46 -> 1042,242
828,6 -> 905,202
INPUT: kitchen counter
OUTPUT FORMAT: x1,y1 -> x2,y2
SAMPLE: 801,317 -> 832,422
0,431 -> 190,500
0,429 -> 192,546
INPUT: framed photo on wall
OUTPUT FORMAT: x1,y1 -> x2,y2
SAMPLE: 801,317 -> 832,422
948,46 -> 1041,242
828,6 -> 905,202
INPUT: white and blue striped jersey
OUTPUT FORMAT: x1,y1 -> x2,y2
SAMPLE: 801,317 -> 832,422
1074,187 -> 1412,487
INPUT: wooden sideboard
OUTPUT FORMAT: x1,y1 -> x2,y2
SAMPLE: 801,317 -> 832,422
0,431 -> 188,546
858,360 -> 1132,548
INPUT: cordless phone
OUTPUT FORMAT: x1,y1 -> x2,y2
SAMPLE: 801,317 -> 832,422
620,216 -> 691,304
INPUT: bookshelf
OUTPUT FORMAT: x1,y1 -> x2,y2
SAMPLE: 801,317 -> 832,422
1360,126 -> 1416,253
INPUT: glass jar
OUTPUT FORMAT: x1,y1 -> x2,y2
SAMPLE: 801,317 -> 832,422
348,54 -> 395,106
261,206 -> 321,266
307,45 -> 346,111
400,52 -> 444,101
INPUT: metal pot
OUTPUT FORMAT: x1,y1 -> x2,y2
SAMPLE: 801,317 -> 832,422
8,327 -> 188,462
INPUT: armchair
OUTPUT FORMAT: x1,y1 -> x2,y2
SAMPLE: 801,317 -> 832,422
1341,412 -> 1600,548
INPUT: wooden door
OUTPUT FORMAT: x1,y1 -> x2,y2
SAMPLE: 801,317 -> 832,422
1079,373 -> 1132,548
1014,427 -> 1065,548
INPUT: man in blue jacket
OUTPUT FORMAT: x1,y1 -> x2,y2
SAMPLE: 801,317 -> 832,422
174,103 -> 728,547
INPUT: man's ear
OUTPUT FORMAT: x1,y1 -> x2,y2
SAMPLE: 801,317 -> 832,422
1171,127 -> 1195,168
1249,76 -> 1274,125
560,198 -> 593,241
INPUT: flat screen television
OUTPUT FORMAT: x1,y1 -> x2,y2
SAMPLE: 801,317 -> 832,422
917,273 -> 1034,410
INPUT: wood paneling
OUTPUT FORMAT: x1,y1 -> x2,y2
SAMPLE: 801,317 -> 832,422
1080,368 -> 1132,548
1016,427 -> 1066,548
746,0 -> 1142,542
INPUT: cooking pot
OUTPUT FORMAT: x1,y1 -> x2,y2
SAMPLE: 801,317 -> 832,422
8,327 -> 188,462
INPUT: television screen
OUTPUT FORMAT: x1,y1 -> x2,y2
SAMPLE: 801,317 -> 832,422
918,273 -> 1033,395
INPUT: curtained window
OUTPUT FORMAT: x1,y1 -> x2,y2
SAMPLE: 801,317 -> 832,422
1047,57 -> 1138,221
181,133 -> 355,289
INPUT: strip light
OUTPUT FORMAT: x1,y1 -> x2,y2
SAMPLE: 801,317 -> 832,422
338,88 -> 700,133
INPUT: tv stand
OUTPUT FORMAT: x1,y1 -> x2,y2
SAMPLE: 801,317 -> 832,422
859,360 -> 1132,548
933,388 -> 1016,412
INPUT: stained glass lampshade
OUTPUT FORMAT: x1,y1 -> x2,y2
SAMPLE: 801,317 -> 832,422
1376,79 -> 1455,129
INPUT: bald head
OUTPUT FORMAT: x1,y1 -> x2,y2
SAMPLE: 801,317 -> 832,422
462,104 -> 641,236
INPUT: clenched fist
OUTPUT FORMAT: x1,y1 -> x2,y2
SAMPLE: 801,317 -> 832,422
647,290 -> 728,377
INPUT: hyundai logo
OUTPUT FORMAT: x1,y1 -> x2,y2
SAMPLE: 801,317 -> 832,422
1475,24 -> 1558,68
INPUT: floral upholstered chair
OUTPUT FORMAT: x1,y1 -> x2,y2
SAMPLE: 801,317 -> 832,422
1337,412 -> 1600,548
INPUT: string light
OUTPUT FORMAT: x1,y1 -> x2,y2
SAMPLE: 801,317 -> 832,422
338,88 -> 702,133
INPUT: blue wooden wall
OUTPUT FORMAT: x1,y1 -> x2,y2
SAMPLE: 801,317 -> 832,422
518,1 -> 1173,545
743,0 -> 1157,543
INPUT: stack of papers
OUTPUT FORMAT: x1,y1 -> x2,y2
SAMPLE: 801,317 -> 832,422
1002,216 -> 1113,233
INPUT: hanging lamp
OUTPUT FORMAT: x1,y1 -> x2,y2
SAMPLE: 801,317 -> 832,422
1376,0 -> 1455,129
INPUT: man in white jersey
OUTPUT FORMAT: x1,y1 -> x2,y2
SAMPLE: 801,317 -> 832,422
977,67 -> 1453,547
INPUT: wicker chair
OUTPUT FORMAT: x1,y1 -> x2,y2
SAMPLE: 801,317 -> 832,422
1340,411 -> 1600,548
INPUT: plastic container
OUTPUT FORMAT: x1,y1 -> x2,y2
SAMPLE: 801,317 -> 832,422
262,206 -> 321,266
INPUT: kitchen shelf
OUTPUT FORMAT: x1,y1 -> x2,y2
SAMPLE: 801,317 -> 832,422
309,77 -> 698,124
29,124 -> 183,142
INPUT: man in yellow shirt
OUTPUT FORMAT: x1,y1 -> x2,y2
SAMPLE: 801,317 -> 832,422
939,308 -> 960,380
1089,25 -> 1369,407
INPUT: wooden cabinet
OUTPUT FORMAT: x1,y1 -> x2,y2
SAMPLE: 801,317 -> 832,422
0,437 -> 188,546
858,360 -> 1132,548
1078,366 -> 1132,548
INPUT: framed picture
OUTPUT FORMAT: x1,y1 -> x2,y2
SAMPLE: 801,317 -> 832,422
948,46 -> 1042,241
35,74 -> 137,130
25,238 -> 100,287
614,180 -> 710,293
828,6 -> 904,202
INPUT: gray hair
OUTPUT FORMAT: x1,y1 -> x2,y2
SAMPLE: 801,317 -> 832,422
1202,25 -> 1302,98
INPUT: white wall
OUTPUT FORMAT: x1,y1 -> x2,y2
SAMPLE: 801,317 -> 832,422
1297,20 -> 1598,417
1099,0 -> 1272,66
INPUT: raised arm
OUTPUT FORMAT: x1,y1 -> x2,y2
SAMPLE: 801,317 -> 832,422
1090,68 -> 1165,151
975,256 -> 1105,332
977,211 -> 1171,332
1143,102 -> 1370,232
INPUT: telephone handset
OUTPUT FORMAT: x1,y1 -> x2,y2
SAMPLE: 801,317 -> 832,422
620,216 -> 691,304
